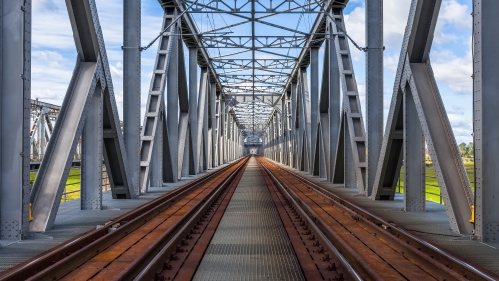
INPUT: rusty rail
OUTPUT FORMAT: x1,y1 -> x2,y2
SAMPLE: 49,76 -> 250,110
0,157 -> 249,281
257,156 -> 499,281
258,161 -> 361,281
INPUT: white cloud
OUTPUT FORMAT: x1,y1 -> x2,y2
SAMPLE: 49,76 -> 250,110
431,49 -> 472,95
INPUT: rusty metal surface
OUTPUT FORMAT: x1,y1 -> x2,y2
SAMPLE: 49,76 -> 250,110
260,163 -> 339,281
0,161 -> 239,281
258,157 -> 479,281
0,157 -> 249,281
159,160 -> 246,281
58,158 -> 249,281
274,160 -> 499,281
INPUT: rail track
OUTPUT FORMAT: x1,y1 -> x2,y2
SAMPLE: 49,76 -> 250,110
257,156 -> 499,281
2,155 -> 498,281
0,156 -> 249,281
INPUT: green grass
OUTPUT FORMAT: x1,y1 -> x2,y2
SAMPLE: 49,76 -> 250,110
396,163 -> 474,204
31,169 -> 81,202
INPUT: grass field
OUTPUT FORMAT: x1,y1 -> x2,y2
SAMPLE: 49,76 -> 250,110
30,163 -> 474,204
396,162 -> 474,204
30,169 -> 81,202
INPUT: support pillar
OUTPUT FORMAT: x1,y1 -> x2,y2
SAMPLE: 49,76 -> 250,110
123,0 -> 141,193
81,84 -> 103,210
0,0 -> 31,241
404,86 -> 425,212
473,0 -> 499,242
189,47 -> 199,174
366,0 -> 384,196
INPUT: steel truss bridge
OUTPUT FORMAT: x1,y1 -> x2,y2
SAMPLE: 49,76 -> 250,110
1,0 -> 499,273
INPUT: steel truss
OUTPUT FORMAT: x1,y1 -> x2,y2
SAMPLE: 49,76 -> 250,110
29,0 -> 136,232
1,0 -> 497,241
263,0 -> 482,237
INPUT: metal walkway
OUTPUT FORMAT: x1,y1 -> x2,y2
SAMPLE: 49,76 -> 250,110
193,157 -> 305,281
284,164 -> 499,275
0,169 -> 220,273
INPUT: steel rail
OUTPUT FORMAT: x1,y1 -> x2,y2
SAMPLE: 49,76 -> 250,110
263,158 -> 499,281
30,157 -> 249,280
111,157 -> 249,280
0,157 -> 248,281
258,159 -> 361,281
259,158 -> 464,280
134,159 -> 248,280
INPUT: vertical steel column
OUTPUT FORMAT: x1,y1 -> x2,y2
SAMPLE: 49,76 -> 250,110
281,99 -> 286,164
227,113 -> 232,161
366,0 -> 384,196
197,68 -> 208,172
123,0 -> 141,194
473,0 -> 499,242
310,47 -> 320,175
0,0 -> 31,241
291,83 -> 298,168
209,84 -> 217,168
404,86 -> 425,212
213,92 -> 220,166
221,100 -> 226,163
81,84 -> 103,210
189,47 -> 199,174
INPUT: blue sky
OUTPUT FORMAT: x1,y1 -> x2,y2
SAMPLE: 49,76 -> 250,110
32,0 -> 474,144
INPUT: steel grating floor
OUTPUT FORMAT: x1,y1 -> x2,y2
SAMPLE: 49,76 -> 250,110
0,166 -> 228,273
193,158 -> 305,281
278,162 -> 499,275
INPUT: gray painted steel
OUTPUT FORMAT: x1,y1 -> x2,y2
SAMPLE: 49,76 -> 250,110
473,0 -> 499,242
81,83 -> 103,210
123,0 -> 141,198
0,0 -> 31,240
189,47 -> 199,175
365,0 -> 384,196
403,84 -> 425,212
138,9 -> 176,192
30,0 -> 134,232
30,62 -> 99,232
371,0 -> 473,234
193,157 -> 305,281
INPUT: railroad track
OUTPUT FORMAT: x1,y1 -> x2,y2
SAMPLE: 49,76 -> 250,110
257,156 -> 499,281
0,156 -> 249,281
3,155 -> 498,281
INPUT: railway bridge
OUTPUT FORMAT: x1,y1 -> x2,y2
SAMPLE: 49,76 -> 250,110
0,0 -> 498,280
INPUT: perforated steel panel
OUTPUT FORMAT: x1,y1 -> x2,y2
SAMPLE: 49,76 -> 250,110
193,158 -> 305,281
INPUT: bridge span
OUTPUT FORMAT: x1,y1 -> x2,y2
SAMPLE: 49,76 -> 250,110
1,0 -> 498,280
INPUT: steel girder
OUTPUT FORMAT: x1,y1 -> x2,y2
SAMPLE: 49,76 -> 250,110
30,0 -> 135,232
139,9 -> 179,192
366,0 -> 383,195
320,23 -> 341,183
472,0 -> 499,242
265,5 -> 366,195
0,0 -> 31,241
123,0 -> 141,200
371,0 -> 473,234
